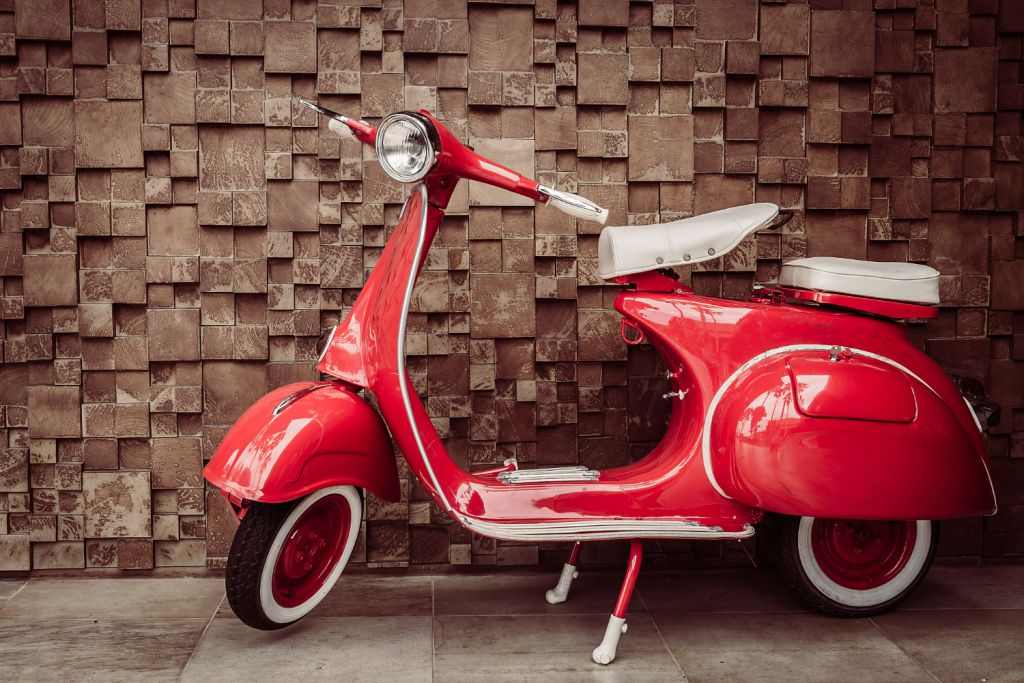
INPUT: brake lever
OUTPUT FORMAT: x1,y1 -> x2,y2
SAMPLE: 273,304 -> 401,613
296,97 -> 346,122
537,184 -> 609,224
296,98 -> 376,144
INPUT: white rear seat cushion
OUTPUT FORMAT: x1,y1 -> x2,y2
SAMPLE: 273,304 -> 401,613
597,203 -> 778,279
779,257 -> 940,305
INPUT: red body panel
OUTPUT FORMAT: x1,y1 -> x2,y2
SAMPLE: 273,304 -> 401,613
711,352 -> 992,518
203,382 -> 399,504
618,293 -> 996,520
315,188 -> 754,535
207,107 -> 996,543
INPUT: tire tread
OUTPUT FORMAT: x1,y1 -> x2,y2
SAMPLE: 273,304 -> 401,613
225,501 -> 295,631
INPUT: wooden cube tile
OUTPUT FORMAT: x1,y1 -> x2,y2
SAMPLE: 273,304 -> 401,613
83,471 -> 151,537
265,21 -> 316,73
810,11 -> 875,78
74,101 -> 145,168
27,386 -> 81,438
15,0 -> 71,41
147,308 -> 200,360
577,53 -> 629,105
5,0 -> 1024,569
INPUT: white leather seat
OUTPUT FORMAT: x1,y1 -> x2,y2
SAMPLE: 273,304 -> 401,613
597,203 -> 779,280
779,257 -> 940,305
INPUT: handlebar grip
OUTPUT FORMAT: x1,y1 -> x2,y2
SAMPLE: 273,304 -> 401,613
327,117 -> 356,142
538,185 -> 609,225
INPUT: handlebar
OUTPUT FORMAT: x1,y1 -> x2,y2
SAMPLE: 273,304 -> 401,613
538,185 -> 609,224
327,118 -> 356,142
299,98 -> 608,225
298,97 -> 375,145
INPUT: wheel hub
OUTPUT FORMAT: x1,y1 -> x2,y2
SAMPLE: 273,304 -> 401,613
811,519 -> 917,590
272,495 -> 351,607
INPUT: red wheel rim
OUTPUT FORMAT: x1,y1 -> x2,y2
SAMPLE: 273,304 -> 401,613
810,519 -> 918,590
272,495 -> 351,608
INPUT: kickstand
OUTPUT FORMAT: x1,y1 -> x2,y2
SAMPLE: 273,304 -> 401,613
545,541 -> 582,605
738,539 -> 757,569
592,539 -> 643,665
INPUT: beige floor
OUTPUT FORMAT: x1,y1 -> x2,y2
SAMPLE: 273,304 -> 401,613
1,564 -> 1022,682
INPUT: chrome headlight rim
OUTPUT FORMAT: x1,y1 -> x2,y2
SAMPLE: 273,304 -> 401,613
375,112 -> 438,183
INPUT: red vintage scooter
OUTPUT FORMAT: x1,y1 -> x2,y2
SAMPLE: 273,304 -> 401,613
205,99 -> 998,665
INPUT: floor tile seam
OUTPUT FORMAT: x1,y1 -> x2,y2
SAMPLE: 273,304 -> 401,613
637,584 -> 690,682
431,576 -> 436,683
646,607 -> 1024,614
5,581 -> 29,601
0,581 -> 29,613
646,609 -> 808,615
433,611 -> 613,618
900,606 -> 1024,612
12,579 -> 225,584
867,616 -> 942,683
0,616 -> 215,622
232,612 -> 434,619
433,651 -> 677,658
176,593 -> 225,683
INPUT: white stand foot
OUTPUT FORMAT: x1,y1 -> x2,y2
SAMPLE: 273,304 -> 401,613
591,615 -> 627,665
545,563 -> 579,605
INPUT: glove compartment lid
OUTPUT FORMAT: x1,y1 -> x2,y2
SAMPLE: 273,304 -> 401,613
787,354 -> 916,423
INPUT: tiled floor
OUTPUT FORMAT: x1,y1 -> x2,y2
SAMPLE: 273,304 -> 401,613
1,565 -> 1022,682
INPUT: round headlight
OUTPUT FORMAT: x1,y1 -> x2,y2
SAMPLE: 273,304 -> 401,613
375,114 -> 436,182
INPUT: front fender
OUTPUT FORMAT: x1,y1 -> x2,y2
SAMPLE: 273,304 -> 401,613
203,382 -> 399,504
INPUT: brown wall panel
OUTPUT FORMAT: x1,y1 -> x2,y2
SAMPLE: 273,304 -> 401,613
0,0 -> 1022,571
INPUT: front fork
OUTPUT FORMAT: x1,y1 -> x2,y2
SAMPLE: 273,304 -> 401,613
222,491 -> 251,520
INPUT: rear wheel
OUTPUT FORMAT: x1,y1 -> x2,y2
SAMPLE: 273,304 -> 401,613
225,486 -> 362,630
773,515 -> 936,616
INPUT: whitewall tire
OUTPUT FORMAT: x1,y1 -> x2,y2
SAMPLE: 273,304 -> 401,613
226,486 -> 362,630
772,515 -> 937,616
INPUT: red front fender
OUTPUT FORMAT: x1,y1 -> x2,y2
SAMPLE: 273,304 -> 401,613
203,382 -> 400,504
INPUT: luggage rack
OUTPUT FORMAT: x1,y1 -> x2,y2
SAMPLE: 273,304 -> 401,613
754,285 -> 939,320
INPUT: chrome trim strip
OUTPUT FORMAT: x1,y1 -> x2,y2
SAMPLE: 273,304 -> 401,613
961,396 -> 998,514
456,515 -> 754,541
316,324 -> 338,364
272,383 -> 331,416
396,184 -> 452,512
498,466 -> 601,484
963,396 -> 984,433
981,454 -> 999,515
701,344 -> 942,500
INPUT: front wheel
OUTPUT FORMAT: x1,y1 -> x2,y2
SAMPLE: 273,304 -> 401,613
772,516 -> 937,617
225,486 -> 362,630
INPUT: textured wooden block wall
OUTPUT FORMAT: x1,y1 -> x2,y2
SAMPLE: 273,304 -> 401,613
0,0 -> 1023,572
